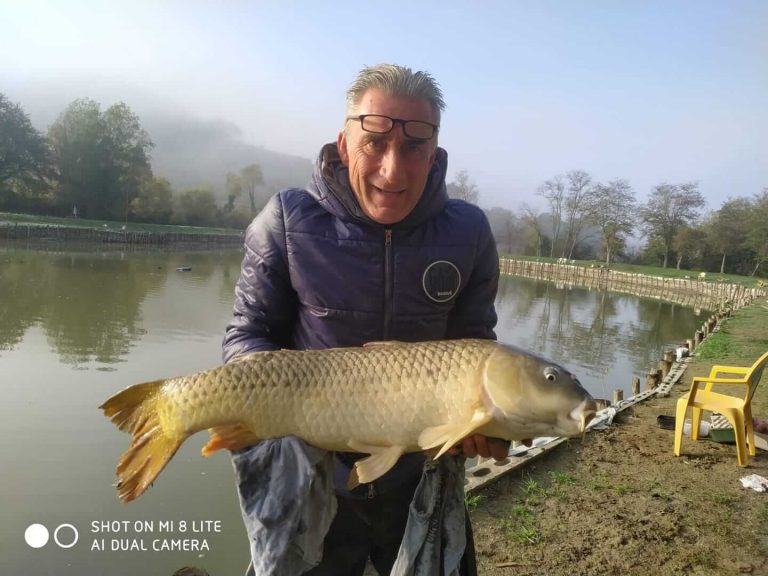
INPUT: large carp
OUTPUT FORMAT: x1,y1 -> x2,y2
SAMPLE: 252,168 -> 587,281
100,339 -> 596,502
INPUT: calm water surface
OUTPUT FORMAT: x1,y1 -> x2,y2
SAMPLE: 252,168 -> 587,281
0,245 -> 710,575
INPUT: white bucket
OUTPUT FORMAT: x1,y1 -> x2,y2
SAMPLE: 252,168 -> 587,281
683,419 -> 710,437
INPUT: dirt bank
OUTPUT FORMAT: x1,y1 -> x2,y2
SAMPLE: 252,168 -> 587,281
472,300 -> 768,576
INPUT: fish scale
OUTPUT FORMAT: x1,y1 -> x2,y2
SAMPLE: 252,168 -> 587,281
175,341 -> 484,447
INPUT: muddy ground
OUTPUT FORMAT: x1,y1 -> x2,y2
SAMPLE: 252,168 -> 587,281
472,303 -> 768,576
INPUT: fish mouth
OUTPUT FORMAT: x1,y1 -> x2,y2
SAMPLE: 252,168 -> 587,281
579,410 -> 596,440
579,410 -> 596,433
571,399 -> 598,439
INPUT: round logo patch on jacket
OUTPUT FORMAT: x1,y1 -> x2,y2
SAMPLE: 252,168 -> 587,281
422,260 -> 461,303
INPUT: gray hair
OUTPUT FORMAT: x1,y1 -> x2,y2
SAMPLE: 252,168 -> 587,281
345,64 -> 445,126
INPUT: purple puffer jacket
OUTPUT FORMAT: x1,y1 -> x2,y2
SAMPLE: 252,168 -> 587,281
222,143 -> 499,496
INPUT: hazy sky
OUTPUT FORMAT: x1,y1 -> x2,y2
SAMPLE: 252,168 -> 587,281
2,0 -> 766,211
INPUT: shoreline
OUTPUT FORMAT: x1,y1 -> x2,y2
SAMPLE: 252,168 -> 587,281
471,298 -> 768,575
0,221 -> 243,246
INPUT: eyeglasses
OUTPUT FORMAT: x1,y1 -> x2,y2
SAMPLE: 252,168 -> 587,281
345,114 -> 438,141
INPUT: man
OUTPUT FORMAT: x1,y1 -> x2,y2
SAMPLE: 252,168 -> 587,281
223,64 -> 507,575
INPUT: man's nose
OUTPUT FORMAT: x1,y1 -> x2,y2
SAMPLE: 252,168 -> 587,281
379,136 -> 406,185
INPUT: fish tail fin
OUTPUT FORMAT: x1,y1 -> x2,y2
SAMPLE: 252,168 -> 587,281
100,380 -> 186,503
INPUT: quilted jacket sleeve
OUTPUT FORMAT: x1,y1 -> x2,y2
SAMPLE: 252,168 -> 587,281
222,193 -> 297,363
445,209 -> 499,340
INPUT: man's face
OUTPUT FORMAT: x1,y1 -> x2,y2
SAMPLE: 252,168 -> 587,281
337,88 -> 438,225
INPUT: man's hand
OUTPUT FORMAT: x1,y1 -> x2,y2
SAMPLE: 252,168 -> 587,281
449,435 -> 515,460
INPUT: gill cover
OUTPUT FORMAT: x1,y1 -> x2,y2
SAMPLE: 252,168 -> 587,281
481,345 -> 527,416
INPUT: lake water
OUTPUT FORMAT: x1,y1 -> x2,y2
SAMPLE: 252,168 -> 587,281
0,245 -> 710,575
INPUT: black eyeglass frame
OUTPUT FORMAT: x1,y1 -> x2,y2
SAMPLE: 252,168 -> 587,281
345,114 -> 439,141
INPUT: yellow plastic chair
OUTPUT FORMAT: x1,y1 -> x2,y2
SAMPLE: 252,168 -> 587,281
674,351 -> 768,466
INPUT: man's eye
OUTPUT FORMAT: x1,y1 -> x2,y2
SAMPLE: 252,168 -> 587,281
363,139 -> 387,153
403,142 -> 427,158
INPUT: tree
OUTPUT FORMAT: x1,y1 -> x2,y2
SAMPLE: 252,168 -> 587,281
240,163 -> 264,216
672,226 -> 708,270
225,171 -> 243,212
537,175 -> 565,257
520,203 -> 546,258
102,103 -> 154,221
745,188 -> 768,276
174,187 -> 218,227
562,170 -> 592,259
706,197 -> 752,273
584,179 -> 636,265
640,182 -> 706,268
48,99 -> 153,220
485,207 -> 522,255
446,170 -> 479,204
48,99 -> 105,218
0,93 -> 56,210
129,176 -> 173,223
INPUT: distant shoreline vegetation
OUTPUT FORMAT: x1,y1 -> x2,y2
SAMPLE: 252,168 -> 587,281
2,211 -> 765,294
498,255 -> 765,289
0,212 -> 244,246
0,94 -> 303,232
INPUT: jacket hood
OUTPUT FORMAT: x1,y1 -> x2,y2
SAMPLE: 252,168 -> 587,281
307,142 -> 449,228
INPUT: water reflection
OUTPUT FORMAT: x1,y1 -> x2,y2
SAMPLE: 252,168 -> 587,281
0,246 -> 250,576
0,247 -> 244,366
0,248 -> 710,393
496,275 -> 709,398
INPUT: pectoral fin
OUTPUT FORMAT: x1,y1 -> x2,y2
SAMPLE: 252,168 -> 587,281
346,440 -> 405,489
418,409 -> 493,459
202,424 -> 261,456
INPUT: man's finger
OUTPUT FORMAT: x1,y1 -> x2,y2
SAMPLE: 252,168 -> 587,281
487,438 -> 511,460
473,434 -> 490,458
461,436 -> 478,458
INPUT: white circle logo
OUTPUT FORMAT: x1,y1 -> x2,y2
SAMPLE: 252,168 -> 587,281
422,261 -> 461,303
54,524 -> 79,549
24,524 -> 50,548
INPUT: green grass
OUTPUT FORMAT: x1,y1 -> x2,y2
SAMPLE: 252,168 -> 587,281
585,474 -> 633,495
510,503 -> 535,522
694,332 -> 735,359
681,546 -> 719,571
706,492 -> 737,507
548,470 -> 576,486
547,471 -> 577,498
0,211 -> 242,236
647,479 -> 673,500
497,473 -> 581,546
464,492 -> 484,512
507,524 -> 542,545
521,476 -> 547,504
695,305 -> 768,362
500,506 -> 542,545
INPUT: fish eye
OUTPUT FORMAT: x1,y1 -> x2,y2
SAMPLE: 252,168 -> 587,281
543,367 -> 559,382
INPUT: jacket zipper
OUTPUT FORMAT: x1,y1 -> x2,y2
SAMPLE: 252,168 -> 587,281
383,228 -> 393,339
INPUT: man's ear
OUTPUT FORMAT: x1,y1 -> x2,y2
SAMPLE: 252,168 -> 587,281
337,131 -> 349,166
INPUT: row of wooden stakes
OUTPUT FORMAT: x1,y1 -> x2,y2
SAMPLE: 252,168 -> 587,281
610,310 -> 728,406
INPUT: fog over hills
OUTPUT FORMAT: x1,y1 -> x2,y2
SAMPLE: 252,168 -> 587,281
143,110 -> 314,197
5,78 -> 314,200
